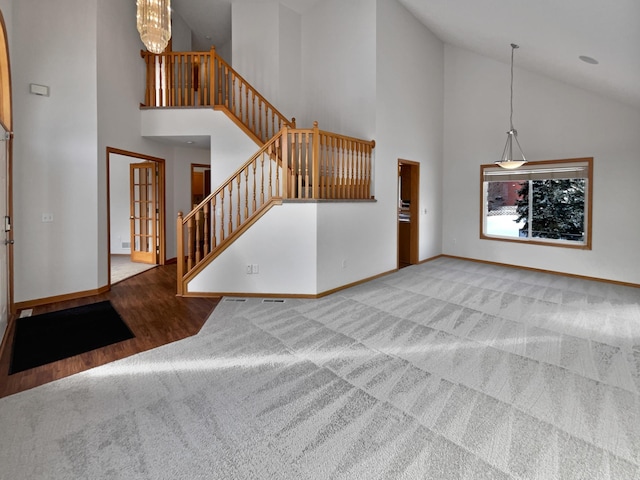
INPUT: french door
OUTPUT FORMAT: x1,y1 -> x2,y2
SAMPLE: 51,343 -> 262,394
129,162 -> 158,264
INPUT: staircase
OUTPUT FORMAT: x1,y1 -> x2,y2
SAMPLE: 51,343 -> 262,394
141,47 -> 375,295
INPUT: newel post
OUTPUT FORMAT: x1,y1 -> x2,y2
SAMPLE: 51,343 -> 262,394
209,46 -> 217,106
281,127 -> 289,199
312,121 -> 320,199
176,211 -> 184,296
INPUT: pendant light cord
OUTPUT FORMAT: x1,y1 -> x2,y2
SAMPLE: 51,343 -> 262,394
510,44 -> 518,131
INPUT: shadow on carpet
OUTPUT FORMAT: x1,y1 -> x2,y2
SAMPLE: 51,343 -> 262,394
10,300 -> 134,374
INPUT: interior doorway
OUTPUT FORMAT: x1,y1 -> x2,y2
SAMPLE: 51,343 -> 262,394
107,148 -> 166,286
398,159 -> 419,268
191,163 -> 211,207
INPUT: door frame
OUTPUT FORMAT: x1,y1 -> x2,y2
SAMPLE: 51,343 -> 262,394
0,8 -> 13,315
397,159 -> 420,268
106,147 -> 166,286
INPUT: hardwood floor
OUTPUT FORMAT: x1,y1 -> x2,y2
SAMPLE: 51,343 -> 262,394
0,264 -> 220,398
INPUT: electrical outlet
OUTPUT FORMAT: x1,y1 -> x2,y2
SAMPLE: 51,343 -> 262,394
252,264 -> 259,274
246,264 -> 252,274
341,259 -> 347,269
41,213 -> 54,223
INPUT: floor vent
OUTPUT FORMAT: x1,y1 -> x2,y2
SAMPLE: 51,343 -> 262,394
262,299 -> 285,303
224,298 -> 247,302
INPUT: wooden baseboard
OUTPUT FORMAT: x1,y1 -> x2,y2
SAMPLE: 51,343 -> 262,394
441,254 -> 640,289
14,285 -> 111,311
184,268 -> 399,300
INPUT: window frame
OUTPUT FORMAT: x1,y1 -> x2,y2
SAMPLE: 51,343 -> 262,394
479,157 -> 593,250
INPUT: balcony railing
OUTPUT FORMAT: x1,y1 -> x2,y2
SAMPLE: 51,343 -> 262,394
141,47 -> 295,145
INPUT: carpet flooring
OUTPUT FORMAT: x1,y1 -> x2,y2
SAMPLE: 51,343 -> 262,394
1,257 -> 639,479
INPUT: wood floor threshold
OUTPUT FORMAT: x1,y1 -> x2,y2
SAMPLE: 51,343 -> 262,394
0,264 -> 220,398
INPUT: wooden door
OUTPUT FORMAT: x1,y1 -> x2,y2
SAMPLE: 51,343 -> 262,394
130,162 -> 158,264
398,160 -> 419,268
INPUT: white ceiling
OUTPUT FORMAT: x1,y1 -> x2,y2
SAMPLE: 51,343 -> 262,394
171,0 -> 640,109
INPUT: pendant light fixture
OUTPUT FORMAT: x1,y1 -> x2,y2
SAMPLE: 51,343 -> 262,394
496,43 -> 527,170
137,0 -> 172,54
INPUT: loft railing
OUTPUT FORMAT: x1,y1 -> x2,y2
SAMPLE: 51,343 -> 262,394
176,123 -> 375,295
141,47 -> 295,145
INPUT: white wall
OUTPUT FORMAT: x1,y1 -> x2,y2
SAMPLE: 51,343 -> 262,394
231,2 -> 301,123
301,0 -> 376,138
231,2 -> 279,107
277,4 -> 301,122
188,203 -> 317,294
13,0 -> 99,303
171,10 -> 192,52
443,45 -> 640,284
376,0 -> 444,264
109,155 -> 132,255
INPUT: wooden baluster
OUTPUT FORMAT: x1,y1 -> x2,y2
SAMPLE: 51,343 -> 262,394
176,54 -> 181,107
158,55 -> 165,107
237,175 -> 242,227
219,193 -> 225,241
244,85 -> 249,126
331,137 -> 336,198
269,133 -> 278,198
297,133 -> 303,199
312,123 -> 319,199
258,101 -> 263,141
357,143 -> 363,198
367,144 -> 373,197
228,183 -> 234,234
261,152 -> 266,204
209,49 -> 215,107
195,208 -> 202,263
252,158 -> 257,212
244,165 -> 249,220
166,54 -> 171,106
216,58 -> 222,107
230,71 -> 235,113
176,211 -> 184,295
211,196 -> 217,248
252,93 -> 256,137
271,111 -> 275,140
347,140 -> 355,198
203,202 -> 210,256
190,54 -> 196,106
187,216 -> 194,271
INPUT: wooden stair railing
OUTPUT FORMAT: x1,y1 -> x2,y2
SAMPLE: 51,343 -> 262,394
177,129 -> 287,295
176,124 -> 376,295
141,47 -> 295,146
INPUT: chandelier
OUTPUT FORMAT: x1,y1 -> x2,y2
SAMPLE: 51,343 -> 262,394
496,44 -> 527,170
136,0 -> 172,54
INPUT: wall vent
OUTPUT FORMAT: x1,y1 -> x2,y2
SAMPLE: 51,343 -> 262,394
121,241 -> 131,249
262,299 -> 285,303
224,298 -> 247,302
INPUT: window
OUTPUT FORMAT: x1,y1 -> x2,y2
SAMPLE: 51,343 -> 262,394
480,158 -> 593,249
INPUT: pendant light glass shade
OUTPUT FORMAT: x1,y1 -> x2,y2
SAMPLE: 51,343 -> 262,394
137,0 -> 172,54
496,44 -> 526,169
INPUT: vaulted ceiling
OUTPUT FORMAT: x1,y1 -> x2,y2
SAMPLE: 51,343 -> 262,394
171,0 -> 640,109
